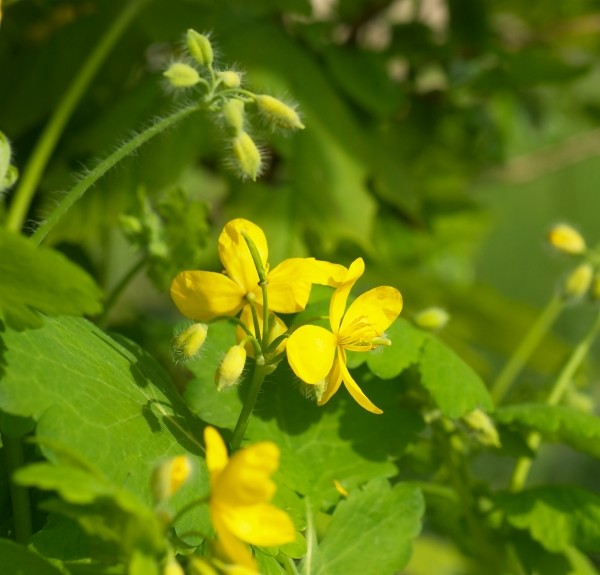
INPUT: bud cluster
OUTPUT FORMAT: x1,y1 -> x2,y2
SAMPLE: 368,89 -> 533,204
162,29 -> 304,181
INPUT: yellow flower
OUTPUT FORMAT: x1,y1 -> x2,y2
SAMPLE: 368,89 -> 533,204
286,258 -> 402,414
204,426 -> 295,572
171,218 -> 346,322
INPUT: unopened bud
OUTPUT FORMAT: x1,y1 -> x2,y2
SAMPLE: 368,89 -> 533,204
564,263 -> 594,299
188,557 -> 218,575
548,224 -> 586,255
163,62 -> 201,88
0,131 -> 18,192
231,132 -> 262,181
173,323 -> 208,362
414,307 -> 450,331
333,479 -> 348,497
151,455 -> 193,503
462,409 -> 500,448
164,558 -> 185,575
216,345 -> 246,390
222,98 -> 245,135
218,70 -> 241,89
254,94 -> 305,130
187,29 -> 213,67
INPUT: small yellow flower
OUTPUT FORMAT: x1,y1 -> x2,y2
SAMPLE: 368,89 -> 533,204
548,223 -> 586,255
171,219 -> 346,322
204,426 -> 295,572
286,258 -> 402,414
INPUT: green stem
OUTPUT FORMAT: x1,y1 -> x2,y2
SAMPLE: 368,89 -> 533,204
230,363 -> 268,450
6,0 -> 148,232
2,433 -> 32,542
279,552 -> 300,575
302,497 -> 315,575
491,295 -> 563,405
168,495 -> 209,527
31,103 -> 200,245
98,258 -> 146,328
510,308 -> 600,491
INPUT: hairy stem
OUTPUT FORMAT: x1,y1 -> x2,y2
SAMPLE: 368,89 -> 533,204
230,363 -> 268,450
2,433 -> 32,543
491,295 -> 563,405
510,308 -> 600,491
31,103 -> 200,245
6,0 -> 148,232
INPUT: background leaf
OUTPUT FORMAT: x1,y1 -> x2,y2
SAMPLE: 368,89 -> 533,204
0,537 -> 64,575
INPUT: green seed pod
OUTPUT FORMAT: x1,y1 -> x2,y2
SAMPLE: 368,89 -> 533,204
186,29 -> 213,67
163,62 -> 200,88
254,94 -> 305,130
215,345 -> 246,390
222,98 -> 245,135
231,131 -> 262,181
218,70 -> 241,88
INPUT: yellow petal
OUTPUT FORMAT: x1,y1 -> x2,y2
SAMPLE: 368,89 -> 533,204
204,426 -> 229,487
221,502 -> 296,546
286,325 -> 337,384
339,357 -> 383,414
171,271 -> 245,321
214,441 -> 279,506
329,258 -> 364,332
265,258 -> 313,313
212,513 -> 258,571
219,219 -> 267,293
341,286 -> 403,335
317,351 -> 344,406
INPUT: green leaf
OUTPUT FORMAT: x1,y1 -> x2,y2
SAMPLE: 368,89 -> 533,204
418,335 -> 493,418
366,318 -> 427,379
313,479 -> 424,575
0,538 -> 64,575
0,315 -> 209,534
0,230 -> 103,329
496,404 -> 600,458
496,486 -> 600,553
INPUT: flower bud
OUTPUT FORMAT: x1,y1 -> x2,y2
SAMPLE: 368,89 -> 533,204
414,307 -> 450,331
548,224 -> 586,255
222,98 -> 245,135
254,94 -> 305,130
0,131 -> 12,183
564,263 -> 593,299
188,557 -> 218,575
333,479 -> 348,497
218,70 -> 241,89
173,323 -> 208,363
216,345 -> 246,390
163,558 -> 185,575
231,131 -> 262,181
163,62 -> 201,88
151,455 -> 193,503
187,29 -> 213,67
592,273 -> 600,301
461,409 -> 500,448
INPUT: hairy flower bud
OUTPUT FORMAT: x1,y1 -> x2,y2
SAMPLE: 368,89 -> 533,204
222,98 -> 245,136
151,455 -> 193,503
216,345 -> 246,390
564,263 -> 594,299
218,70 -> 241,88
187,29 -> 213,67
254,94 -> 305,130
163,62 -> 201,88
231,131 -> 262,181
173,323 -> 208,362
462,409 -> 500,448
414,307 -> 450,331
548,224 -> 586,255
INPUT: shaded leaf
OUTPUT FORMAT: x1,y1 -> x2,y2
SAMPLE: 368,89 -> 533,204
0,538 -> 64,575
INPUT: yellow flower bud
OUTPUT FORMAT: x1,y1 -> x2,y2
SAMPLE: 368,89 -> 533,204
163,558 -> 185,575
151,455 -> 193,503
188,557 -> 219,575
564,263 -> 594,299
254,94 -> 305,130
216,345 -> 246,390
231,132 -> 262,181
461,409 -> 500,448
163,62 -> 201,88
222,98 -> 245,135
414,307 -> 450,331
548,224 -> 586,255
333,479 -> 348,497
218,70 -> 242,89
173,323 -> 208,362
187,29 -> 213,67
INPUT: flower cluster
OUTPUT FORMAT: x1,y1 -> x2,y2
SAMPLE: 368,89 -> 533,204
170,218 -> 403,413
163,30 -> 304,180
